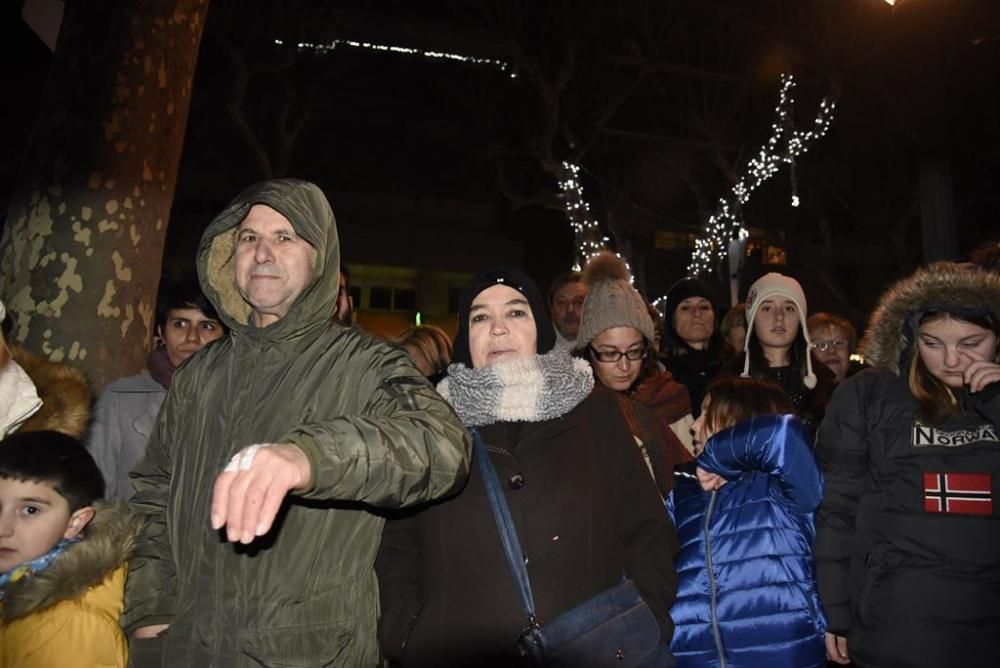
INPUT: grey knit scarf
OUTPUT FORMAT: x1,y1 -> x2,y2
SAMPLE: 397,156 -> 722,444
437,351 -> 595,427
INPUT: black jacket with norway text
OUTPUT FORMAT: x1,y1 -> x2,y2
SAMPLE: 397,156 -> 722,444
815,263 -> 1000,668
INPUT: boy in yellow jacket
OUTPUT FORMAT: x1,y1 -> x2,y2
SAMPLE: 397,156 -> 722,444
0,430 -> 140,667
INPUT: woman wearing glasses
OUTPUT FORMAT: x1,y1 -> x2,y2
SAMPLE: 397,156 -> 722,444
576,252 -> 695,498
807,312 -> 863,384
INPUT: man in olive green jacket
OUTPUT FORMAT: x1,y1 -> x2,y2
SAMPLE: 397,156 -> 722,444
123,179 -> 471,666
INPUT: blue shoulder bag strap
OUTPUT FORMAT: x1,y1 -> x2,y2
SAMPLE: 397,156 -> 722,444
469,427 -> 539,631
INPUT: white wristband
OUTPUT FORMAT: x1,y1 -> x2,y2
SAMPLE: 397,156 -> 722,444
223,444 -> 273,472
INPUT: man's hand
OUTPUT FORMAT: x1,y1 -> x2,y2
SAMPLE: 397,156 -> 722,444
825,632 -> 850,665
210,443 -> 312,544
696,466 -> 727,492
132,623 -> 170,639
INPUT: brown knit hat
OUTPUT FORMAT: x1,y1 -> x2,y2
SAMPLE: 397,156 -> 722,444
576,252 -> 655,350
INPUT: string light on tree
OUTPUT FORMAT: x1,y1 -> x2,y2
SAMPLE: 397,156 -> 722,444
686,74 -> 836,277
273,39 -> 514,77
558,161 -> 634,282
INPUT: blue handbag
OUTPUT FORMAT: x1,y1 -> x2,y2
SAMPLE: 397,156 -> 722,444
470,428 -> 674,667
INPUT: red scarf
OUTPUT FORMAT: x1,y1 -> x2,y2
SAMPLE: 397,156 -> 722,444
616,369 -> 694,497
147,349 -> 175,389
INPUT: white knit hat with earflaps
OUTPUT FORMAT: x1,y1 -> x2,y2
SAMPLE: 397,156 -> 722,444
742,272 -> 817,389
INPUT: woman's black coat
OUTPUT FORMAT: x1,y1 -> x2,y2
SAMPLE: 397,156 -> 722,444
376,386 -> 679,666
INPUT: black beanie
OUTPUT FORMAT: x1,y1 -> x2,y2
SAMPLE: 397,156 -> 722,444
452,267 -> 556,367
662,277 -> 719,351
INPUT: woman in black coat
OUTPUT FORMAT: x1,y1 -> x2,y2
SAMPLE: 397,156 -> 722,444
376,268 -> 678,666
817,263 -> 1000,667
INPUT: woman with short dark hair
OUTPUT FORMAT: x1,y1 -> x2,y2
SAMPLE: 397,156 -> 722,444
87,278 -> 226,499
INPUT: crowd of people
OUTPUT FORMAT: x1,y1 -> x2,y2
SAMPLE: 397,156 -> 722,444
1,177 -> 999,667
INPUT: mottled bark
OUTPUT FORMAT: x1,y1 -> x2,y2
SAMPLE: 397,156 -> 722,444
0,0 -> 209,389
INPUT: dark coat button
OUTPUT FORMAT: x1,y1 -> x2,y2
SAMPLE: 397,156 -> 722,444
508,474 -> 525,489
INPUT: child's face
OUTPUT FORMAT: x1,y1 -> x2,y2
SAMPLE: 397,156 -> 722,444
754,298 -> 800,349
691,394 -> 716,455
0,478 -> 83,572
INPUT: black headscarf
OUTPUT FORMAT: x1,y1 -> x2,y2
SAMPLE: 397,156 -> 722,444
452,267 -> 556,368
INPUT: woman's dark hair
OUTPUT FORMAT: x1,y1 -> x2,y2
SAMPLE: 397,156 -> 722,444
661,277 -> 722,357
909,310 -> 1000,425
0,431 -> 104,511
703,376 -> 794,434
746,322 -> 811,378
156,278 -> 222,329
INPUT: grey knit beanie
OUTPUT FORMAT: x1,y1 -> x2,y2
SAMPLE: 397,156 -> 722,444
576,252 -> 655,350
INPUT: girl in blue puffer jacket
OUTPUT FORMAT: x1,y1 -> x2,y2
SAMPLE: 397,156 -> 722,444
668,376 -> 826,668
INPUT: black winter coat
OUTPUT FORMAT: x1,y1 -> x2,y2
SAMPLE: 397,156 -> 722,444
376,387 -> 679,666
815,369 -> 1000,668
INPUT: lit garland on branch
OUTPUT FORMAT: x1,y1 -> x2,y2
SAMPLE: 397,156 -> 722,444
558,161 -> 634,281
273,39 -> 514,76
686,74 -> 836,277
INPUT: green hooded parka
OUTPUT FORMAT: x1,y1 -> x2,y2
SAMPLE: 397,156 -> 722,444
122,179 -> 471,667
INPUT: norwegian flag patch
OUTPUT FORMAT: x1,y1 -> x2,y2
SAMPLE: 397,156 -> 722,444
923,472 -> 993,516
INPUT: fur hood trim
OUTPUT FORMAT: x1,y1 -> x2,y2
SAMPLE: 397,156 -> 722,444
1,501 -> 140,621
9,345 -> 91,438
861,262 -> 1000,375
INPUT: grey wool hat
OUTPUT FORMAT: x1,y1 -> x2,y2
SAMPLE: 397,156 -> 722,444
576,251 -> 655,350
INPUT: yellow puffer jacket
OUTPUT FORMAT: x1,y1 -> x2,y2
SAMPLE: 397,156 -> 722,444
1,502 -> 139,667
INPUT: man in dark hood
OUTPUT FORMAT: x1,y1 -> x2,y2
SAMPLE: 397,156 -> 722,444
123,179 -> 471,667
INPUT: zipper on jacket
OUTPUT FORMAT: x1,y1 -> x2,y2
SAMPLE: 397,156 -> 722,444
704,490 -> 726,668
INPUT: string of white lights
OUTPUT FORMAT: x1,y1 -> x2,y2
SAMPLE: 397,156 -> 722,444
273,38 -> 514,77
558,161 -> 635,282
686,74 -> 836,277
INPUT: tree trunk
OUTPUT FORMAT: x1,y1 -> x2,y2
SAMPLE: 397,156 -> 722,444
0,0 -> 209,389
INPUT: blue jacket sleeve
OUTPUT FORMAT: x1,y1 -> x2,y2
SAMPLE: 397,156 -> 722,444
698,414 -> 823,514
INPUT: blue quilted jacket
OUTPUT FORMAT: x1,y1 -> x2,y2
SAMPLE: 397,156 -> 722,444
667,414 -> 826,668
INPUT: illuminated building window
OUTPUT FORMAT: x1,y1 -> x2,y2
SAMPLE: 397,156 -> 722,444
655,231 -> 696,251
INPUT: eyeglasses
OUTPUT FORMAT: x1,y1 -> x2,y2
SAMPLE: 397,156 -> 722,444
589,346 -> 647,363
813,339 -> 849,353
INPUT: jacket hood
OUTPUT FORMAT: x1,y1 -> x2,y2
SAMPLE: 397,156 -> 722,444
197,179 -> 340,339
8,345 -> 90,438
2,501 -> 140,621
861,262 -> 1000,375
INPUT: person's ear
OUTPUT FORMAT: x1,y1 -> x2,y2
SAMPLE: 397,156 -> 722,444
64,506 -> 96,540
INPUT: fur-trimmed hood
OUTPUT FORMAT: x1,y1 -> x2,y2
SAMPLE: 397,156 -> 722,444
861,262 -> 1000,375
8,345 -> 91,438
1,501 -> 141,622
